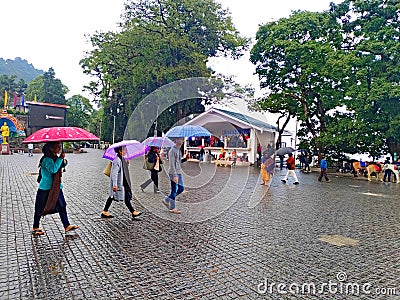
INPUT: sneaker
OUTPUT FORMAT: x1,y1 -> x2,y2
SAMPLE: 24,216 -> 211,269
293,182 -> 299,185
154,190 -> 160,193
326,180 -> 331,183
101,212 -> 114,218
281,179 -> 286,183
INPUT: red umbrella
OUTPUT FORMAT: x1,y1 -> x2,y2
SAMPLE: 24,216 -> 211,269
22,127 -> 99,144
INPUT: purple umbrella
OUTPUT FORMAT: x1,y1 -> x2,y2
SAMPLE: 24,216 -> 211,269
142,136 -> 175,148
103,140 -> 148,161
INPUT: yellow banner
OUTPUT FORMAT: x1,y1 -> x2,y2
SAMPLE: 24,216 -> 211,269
4,90 -> 7,108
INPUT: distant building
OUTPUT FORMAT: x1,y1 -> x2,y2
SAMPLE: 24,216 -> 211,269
26,101 -> 69,134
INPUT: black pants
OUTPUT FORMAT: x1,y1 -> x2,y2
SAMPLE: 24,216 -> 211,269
140,170 -> 159,192
103,187 -> 135,213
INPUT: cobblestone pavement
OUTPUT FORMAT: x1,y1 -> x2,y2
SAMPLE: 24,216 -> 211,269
0,149 -> 399,299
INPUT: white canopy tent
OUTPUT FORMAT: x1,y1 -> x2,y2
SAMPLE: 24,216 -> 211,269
183,107 -> 291,164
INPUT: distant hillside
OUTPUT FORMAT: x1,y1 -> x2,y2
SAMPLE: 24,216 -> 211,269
0,57 -> 44,82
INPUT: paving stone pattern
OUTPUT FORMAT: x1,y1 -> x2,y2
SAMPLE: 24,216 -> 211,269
0,149 -> 399,299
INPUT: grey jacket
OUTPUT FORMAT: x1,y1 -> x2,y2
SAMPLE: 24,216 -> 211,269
168,146 -> 182,176
109,155 -> 130,200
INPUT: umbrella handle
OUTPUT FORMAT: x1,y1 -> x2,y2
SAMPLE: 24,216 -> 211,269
61,143 -> 66,172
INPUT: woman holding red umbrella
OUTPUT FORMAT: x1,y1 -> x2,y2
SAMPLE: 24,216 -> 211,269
32,142 -> 79,235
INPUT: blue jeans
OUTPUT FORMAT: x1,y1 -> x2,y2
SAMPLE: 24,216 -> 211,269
165,174 -> 184,210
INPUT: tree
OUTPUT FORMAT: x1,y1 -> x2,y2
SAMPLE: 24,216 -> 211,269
66,95 -> 94,129
0,74 -> 28,108
330,0 -> 400,158
250,10 -> 350,157
81,0 -> 249,142
25,68 -> 68,104
251,1 -> 400,159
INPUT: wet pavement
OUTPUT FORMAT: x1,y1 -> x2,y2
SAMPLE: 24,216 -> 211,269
0,149 -> 399,299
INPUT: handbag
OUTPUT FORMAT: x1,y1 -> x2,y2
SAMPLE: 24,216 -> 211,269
103,161 -> 112,177
154,160 -> 160,171
143,157 -> 155,170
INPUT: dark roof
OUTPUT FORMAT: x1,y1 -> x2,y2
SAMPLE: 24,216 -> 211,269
214,108 -> 278,131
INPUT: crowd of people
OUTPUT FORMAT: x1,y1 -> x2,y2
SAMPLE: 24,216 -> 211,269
31,139 -> 398,236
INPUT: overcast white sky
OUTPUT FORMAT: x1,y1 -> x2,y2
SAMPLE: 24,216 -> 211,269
0,0 -> 340,136
1,0 -> 340,96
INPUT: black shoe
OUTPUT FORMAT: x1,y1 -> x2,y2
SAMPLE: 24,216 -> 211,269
293,182 -> 299,185
101,213 -> 114,218
281,179 -> 286,183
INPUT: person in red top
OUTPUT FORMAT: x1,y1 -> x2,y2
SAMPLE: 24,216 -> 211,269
281,153 -> 299,185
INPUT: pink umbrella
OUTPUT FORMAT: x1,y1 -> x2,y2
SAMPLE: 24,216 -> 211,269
103,140 -> 148,161
22,127 -> 99,144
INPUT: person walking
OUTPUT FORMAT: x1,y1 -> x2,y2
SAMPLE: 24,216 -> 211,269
32,142 -> 79,236
278,155 -> 284,170
231,149 -> 237,167
199,147 -> 205,162
163,138 -> 186,214
304,155 -> 311,173
260,154 -> 271,184
281,153 -> 299,184
28,143 -> 34,156
318,155 -> 331,182
101,146 -> 142,219
383,157 -> 392,183
257,143 -> 262,167
140,146 -> 162,193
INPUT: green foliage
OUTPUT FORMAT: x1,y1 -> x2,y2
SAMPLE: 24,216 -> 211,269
25,68 -> 68,104
251,1 -> 400,158
0,74 -> 28,107
331,0 -> 400,157
66,95 -> 94,129
250,10 -> 348,155
81,0 -> 249,142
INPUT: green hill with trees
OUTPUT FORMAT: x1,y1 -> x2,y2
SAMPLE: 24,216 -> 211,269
0,57 -> 43,83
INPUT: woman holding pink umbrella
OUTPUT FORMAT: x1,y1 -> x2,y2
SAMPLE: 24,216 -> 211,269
101,146 -> 142,219
32,142 -> 79,235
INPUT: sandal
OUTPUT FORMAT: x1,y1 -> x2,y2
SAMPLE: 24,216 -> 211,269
65,225 -> 80,233
162,200 -> 170,209
32,228 -> 45,236
132,211 -> 142,217
169,209 -> 181,214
